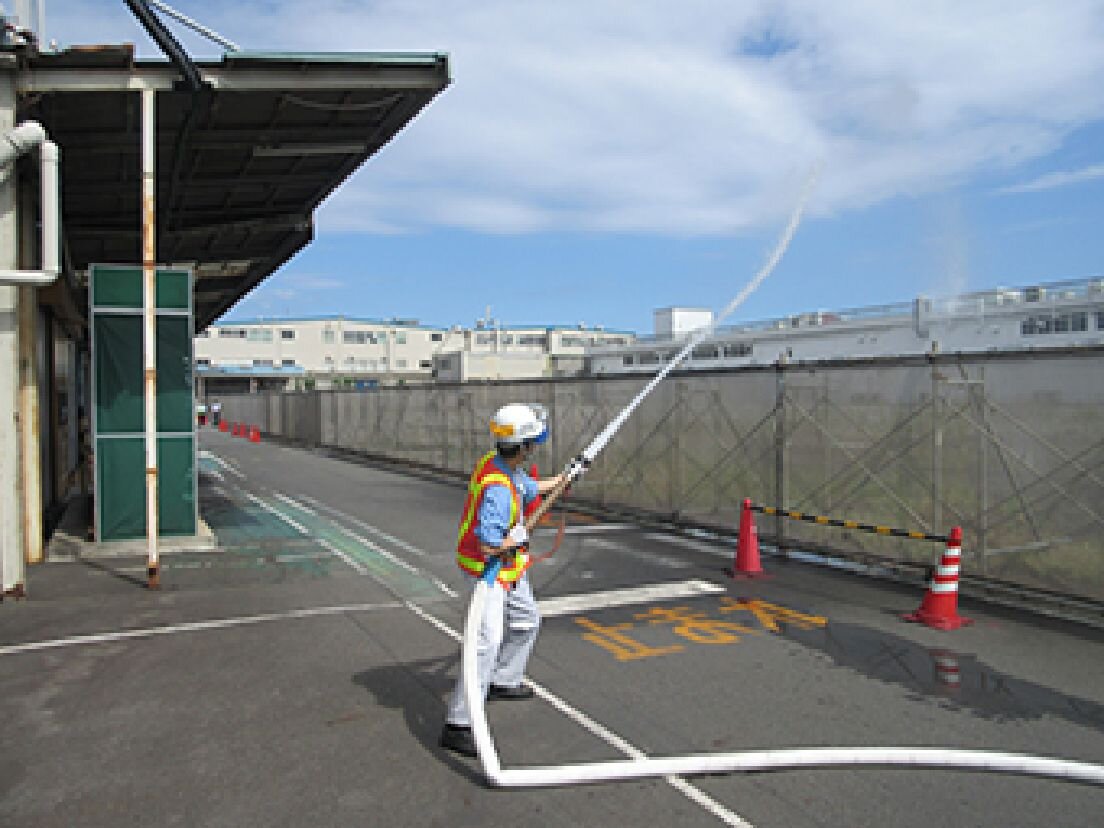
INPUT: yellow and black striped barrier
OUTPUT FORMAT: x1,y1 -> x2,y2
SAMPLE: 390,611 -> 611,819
749,504 -> 949,544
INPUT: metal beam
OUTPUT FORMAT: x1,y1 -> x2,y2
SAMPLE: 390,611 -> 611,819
16,63 -> 447,95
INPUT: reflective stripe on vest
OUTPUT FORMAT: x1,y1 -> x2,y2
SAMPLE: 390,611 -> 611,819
455,451 -> 530,585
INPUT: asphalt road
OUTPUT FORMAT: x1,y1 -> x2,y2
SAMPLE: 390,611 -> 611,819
2,429 -> 1103,827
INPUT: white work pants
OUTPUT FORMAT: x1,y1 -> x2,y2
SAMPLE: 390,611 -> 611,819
445,572 -> 540,727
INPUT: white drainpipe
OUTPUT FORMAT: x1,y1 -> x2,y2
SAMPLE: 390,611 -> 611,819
0,120 -> 60,287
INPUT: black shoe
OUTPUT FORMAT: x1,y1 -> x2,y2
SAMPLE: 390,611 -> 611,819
487,683 -> 535,701
439,724 -> 477,757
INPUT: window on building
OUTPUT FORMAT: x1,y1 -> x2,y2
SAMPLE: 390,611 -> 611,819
395,332 -> 407,345
219,328 -> 246,339
692,345 -> 719,360
419,360 -> 433,369
639,352 -> 660,365
723,343 -> 753,358
1096,311 -> 1104,330
196,358 -> 211,366
622,355 -> 634,366
431,332 -> 443,342
439,358 -> 452,370
323,330 -> 335,344
1022,312 -> 1090,336
247,328 -> 273,342
475,333 -> 496,345
281,329 -> 295,340
501,335 -> 514,345
196,329 -> 210,338
518,334 -> 547,346
281,359 -> 296,367
252,359 -> 273,367
396,359 -> 408,369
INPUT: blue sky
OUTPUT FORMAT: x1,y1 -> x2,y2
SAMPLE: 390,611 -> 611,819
43,1 -> 1104,333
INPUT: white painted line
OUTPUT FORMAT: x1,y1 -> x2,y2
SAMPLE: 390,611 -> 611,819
241,492 -> 366,576
243,491 -> 309,536
317,538 -> 369,575
0,603 -> 402,657
538,579 -> 726,618
295,495 -> 457,598
585,536 -> 691,570
558,523 -> 632,535
645,533 -> 730,558
404,596 -> 748,826
274,490 -> 431,579
432,578 -> 459,599
298,495 -> 427,557
200,450 -> 245,479
274,491 -> 317,514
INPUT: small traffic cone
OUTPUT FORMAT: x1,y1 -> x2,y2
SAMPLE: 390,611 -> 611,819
248,425 -> 261,443
903,526 -> 971,630
729,499 -> 767,578
218,420 -> 229,433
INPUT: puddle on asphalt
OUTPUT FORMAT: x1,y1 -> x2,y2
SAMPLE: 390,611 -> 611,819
760,613 -> 1104,731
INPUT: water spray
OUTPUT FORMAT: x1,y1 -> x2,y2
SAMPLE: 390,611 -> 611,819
524,167 -> 819,529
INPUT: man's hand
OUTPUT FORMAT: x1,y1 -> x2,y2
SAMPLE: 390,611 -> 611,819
565,455 -> 591,483
507,524 -> 529,548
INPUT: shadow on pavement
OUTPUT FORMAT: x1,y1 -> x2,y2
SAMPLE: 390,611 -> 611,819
352,653 -> 487,785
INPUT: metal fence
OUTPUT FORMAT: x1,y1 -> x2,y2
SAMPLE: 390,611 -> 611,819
220,348 -> 1104,603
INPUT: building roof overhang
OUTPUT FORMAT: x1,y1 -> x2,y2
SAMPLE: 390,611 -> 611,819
13,44 -> 450,330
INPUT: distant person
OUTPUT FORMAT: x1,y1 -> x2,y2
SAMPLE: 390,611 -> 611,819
439,403 -> 571,757
210,400 -> 222,427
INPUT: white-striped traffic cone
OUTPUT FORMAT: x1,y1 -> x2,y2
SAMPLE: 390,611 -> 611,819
904,526 -> 972,630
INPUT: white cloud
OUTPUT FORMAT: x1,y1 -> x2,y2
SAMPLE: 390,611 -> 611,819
997,163 -> 1104,194
47,0 -> 1104,235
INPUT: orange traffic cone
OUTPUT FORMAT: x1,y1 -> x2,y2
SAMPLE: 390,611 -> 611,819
248,425 -> 261,443
729,499 -> 767,578
904,526 -> 971,630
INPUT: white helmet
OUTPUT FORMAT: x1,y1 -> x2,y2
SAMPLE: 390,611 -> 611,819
490,403 -> 548,446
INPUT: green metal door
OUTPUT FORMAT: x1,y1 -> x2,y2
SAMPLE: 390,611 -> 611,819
90,265 -> 196,541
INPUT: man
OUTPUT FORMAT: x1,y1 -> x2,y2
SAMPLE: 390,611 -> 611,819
439,402 -> 567,758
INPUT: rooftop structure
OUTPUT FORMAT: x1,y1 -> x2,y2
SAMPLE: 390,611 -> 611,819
194,316 -> 635,390
588,277 -> 1104,375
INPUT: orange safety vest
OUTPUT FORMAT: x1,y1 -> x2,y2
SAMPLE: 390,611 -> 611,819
456,450 -> 531,586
